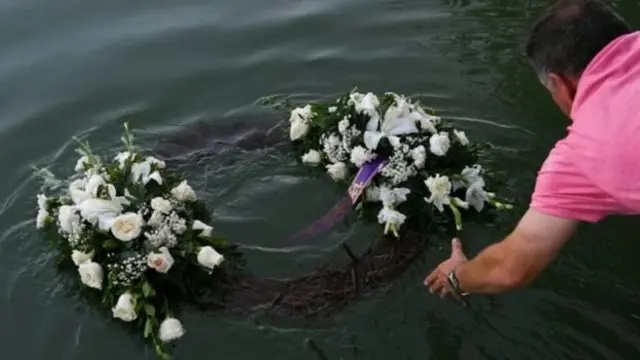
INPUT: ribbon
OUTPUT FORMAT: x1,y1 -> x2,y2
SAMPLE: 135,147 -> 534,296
287,157 -> 387,242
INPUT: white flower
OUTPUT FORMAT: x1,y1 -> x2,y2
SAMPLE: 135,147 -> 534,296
111,212 -> 144,242
289,105 -> 313,123
328,106 -> 337,113
326,162 -> 349,181
365,186 -> 381,202
454,129 -> 469,146
197,246 -> 224,271
114,152 -> 132,169
289,119 -> 309,141
85,174 -> 106,197
71,249 -> 95,266
147,246 -> 175,273
410,145 -> 427,168
131,161 -> 163,185
349,92 -> 380,115
363,94 -> 418,150
77,198 -> 122,225
377,206 -> 406,237
112,292 -> 137,322
69,179 -> 92,205
466,180 -> 490,212
350,146 -> 376,168
461,165 -> 483,185
429,132 -> 450,156
171,180 -> 197,202
301,150 -> 322,166
36,209 -> 49,229
379,187 -> 411,207
159,317 -> 186,343
151,197 -> 172,214
37,194 -> 48,211
146,156 -> 166,169
338,118 -> 350,134
75,156 -> 90,172
78,261 -> 103,290
424,174 -> 452,212
57,205 -> 76,233
192,220 -> 213,238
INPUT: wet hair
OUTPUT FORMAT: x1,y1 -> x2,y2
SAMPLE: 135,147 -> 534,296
525,0 -> 632,85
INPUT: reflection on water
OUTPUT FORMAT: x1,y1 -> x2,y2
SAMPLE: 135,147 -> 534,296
0,0 -> 640,359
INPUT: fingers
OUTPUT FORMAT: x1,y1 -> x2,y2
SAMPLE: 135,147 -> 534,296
451,238 -> 463,254
424,270 -> 437,287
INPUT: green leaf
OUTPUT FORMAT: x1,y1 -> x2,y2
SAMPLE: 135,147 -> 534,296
103,239 -> 121,249
144,318 -> 152,338
144,304 -> 156,316
142,281 -> 153,298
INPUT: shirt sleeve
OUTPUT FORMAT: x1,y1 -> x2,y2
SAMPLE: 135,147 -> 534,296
530,141 -> 619,223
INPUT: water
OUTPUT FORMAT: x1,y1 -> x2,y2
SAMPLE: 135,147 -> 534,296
1,0 -> 640,358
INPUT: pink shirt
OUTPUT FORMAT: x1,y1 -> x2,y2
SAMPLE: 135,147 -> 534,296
531,31 -> 640,222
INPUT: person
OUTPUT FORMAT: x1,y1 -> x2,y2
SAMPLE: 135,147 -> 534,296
424,0 -> 640,299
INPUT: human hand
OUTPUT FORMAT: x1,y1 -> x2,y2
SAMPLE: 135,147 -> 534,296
424,238 -> 468,298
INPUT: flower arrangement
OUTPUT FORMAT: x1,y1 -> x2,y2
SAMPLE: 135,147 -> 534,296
286,90 -> 512,236
34,123 -> 240,359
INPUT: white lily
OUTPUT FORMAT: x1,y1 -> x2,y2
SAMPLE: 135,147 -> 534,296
377,206 -> 406,237
424,174 -> 452,212
363,95 -> 419,150
466,180 -> 490,212
379,186 -> 411,207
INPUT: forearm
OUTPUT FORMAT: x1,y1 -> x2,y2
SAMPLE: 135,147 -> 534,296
455,234 -> 528,294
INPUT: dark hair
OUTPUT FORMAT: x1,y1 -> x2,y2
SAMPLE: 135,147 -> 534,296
525,0 -> 632,83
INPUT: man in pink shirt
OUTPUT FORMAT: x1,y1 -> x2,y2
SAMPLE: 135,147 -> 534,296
425,0 -> 638,300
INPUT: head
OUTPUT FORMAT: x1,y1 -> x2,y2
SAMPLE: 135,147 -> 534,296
525,0 -> 632,116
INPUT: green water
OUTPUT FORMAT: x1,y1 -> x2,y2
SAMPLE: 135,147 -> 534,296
2,0 -> 640,359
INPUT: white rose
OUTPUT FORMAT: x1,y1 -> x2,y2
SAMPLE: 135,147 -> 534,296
37,194 -> 48,211
338,118 -> 350,134
78,261 -> 103,290
110,212 -> 144,242
36,209 -> 49,229
150,197 -> 172,214
410,145 -> 427,168
147,246 -> 175,273
289,105 -> 313,123
85,174 -> 106,197
454,129 -> 469,146
112,292 -> 137,322
77,198 -> 122,225
301,150 -> 322,166
429,132 -> 450,156
159,317 -> 186,343
171,180 -> 197,202
57,205 -> 76,233
192,220 -> 213,238
197,246 -> 224,271
72,249 -> 95,266
75,156 -> 90,172
289,119 -> 309,141
326,162 -> 349,181
328,106 -> 337,113
424,174 -> 452,212
69,179 -> 92,205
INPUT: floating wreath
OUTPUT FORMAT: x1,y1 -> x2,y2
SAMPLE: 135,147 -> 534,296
33,123 -> 242,359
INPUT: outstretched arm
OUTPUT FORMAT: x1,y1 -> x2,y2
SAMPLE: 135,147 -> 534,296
425,208 -> 578,296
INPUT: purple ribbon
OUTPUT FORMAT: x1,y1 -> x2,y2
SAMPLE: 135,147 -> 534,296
287,157 -> 387,242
